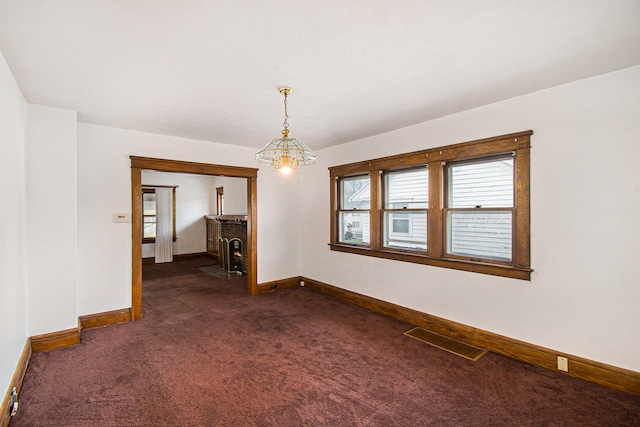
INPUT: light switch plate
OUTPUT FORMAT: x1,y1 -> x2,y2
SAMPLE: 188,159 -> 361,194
115,214 -> 131,223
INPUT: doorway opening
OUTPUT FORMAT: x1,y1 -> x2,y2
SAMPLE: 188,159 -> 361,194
130,156 -> 258,320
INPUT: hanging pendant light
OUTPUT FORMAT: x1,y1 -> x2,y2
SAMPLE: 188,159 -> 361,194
255,86 -> 316,174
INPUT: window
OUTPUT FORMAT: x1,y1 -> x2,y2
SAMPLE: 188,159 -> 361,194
337,175 -> 370,245
142,189 -> 157,241
216,187 -> 224,215
141,186 -> 177,244
383,168 -> 428,251
329,131 -> 532,280
391,213 -> 410,234
445,155 -> 513,262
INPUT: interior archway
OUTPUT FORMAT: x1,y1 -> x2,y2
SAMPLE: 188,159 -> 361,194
130,156 -> 258,320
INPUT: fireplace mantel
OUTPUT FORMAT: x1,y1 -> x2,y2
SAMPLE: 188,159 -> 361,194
204,214 -> 247,223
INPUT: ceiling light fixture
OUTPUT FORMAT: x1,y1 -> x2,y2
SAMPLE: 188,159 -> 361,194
255,86 -> 316,174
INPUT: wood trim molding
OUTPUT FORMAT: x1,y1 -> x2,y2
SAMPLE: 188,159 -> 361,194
30,328 -> 80,354
247,176 -> 258,296
369,169 -> 382,251
427,161 -> 444,257
131,156 -> 259,317
0,340 -> 31,427
300,276 -> 640,396
328,131 -> 533,281
257,277 -> 301,294
130,156 -> 258,178
143,252 -> 214,265
174,252 -> 211,261
79,308 -> 132,330
514,146 -> 531,268
329,131 -> 533,175
132,167 -> 143,320
328,244 -> 532,280
141,184 -> 178,189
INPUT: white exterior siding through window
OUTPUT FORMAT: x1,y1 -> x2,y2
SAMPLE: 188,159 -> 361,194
446,157 -> 514,261
340,176 -> 370,245
384,168 -> 428,250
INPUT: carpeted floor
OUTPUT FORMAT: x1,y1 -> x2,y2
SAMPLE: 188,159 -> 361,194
11,258 -> 640,426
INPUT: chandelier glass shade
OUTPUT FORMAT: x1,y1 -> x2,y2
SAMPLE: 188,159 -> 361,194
255,87 -> 316,173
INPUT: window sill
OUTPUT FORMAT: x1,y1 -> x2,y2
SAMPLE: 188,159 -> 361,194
329,243 -> 532,281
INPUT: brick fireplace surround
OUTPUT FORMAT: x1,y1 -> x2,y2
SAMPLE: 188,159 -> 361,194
216,216 -> 247,274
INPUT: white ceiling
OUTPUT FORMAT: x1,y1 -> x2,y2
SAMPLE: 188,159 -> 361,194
1,1 -> 639,150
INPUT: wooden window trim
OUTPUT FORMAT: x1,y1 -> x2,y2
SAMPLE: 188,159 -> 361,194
329,130 -> 533,281
216,186 -> 224,215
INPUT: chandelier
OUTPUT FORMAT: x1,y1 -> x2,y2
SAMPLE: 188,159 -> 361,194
255,86 -> 316,174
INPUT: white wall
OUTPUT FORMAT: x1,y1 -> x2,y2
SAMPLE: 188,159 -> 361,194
212,176 -> 248,215
141,172 -> 250,258
26,104 -> 78,336
3,51 -> 636,396
77,123 -> 300,315
0,49 -> 28,402
141,171 -> 218,258
257,167 -> 301,279
299,65 -> 640,372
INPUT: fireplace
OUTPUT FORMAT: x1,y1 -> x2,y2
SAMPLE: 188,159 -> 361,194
219,237 -> 243,273
205,215 -> 247,274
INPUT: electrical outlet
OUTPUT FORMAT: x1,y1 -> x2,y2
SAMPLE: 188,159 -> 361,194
557,356 -> 569,372
10,387 -> 18,417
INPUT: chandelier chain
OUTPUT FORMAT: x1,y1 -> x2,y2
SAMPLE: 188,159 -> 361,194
282,91 -> 289,130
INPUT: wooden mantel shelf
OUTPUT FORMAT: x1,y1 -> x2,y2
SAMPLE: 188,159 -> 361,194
204,215 -> 248,223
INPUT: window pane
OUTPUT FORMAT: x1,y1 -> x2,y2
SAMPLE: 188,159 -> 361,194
385,168 -> 428,209
447,211 -> 512,261
449,158 -> 513,208
384,211 -> 427,250
339,212 -> 370,245
143,193 -> 156,215
341,176 -> 370,209
393,215 -> 410,233
143,222 -> 156,239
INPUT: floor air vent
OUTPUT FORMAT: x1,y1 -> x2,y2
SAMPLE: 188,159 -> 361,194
404,327 -> 487,361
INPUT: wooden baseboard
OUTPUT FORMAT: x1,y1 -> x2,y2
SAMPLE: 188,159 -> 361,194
28,307 -> 132,354
257,277 -> 301,294
174,252 -> 211,261
3,307 -> 131,425
30,328 -> 80,353
0,339 -> 31,427
301,276 -> 640,396
143,252 -> 213,265
79,308 -> 132,330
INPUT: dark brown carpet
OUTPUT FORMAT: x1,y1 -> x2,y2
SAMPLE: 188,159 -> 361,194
11,258 -> 640,426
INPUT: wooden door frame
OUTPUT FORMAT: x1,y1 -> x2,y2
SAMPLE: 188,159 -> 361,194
130,156 -> 259,320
